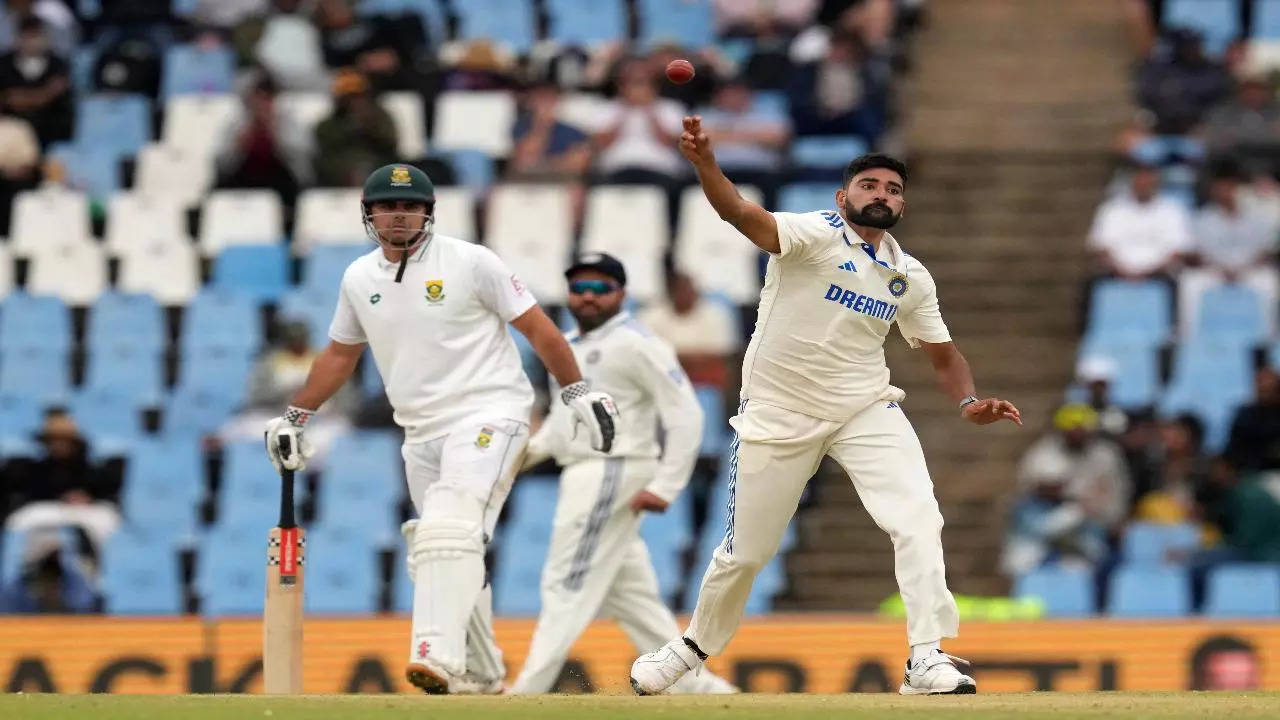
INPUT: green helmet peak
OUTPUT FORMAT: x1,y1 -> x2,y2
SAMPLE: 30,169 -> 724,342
361,163 -> 435,206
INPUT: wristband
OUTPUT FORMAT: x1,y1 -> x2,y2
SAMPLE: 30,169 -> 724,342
958,396 -> 979,411
560,380 -> 590,405
283,405 -> 315,427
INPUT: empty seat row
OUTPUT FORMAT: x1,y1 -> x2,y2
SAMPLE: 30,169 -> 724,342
1016,561 -> 1280,618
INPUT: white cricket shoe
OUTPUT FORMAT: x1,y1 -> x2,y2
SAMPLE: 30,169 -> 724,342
406,658 -> 457,695
451,671 -> 505,695
898,651 -> 977,695
630,638 -> 703,695
669,670 -> 739,694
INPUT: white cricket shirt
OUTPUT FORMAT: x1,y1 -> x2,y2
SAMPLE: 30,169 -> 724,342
739,210 -> 952,423
530,311 -> 702,503
328,234 -> 537,442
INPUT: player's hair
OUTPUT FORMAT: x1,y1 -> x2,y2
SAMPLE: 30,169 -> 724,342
843,154 -> 909,189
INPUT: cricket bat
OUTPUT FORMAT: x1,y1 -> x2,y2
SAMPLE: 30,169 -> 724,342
263,436 -> 305,694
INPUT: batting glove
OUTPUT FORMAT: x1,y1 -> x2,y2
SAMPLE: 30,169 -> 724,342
561,381 -> 620,453
264,406 -> 316,472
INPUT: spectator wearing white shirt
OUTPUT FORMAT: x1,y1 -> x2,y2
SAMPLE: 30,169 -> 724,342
593,59 -> 686,182
638,271 -> 740,390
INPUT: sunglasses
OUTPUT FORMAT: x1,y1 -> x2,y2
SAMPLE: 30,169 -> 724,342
568,280 -> 619,296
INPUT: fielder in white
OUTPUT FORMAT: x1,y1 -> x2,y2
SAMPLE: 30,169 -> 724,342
262,163 -> 620,694
631,119 -> 1023,696
509,253 -> 735,695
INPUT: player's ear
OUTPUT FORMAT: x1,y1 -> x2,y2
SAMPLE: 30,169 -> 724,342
835,188 -> 846,207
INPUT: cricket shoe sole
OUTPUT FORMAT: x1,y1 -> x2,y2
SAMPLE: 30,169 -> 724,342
406,663 -> 452,694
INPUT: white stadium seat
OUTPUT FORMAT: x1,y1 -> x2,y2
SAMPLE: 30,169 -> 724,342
675,185 -> 765,304
556,92 -> 612,134
277,91 -> 332,142
431,187 -> 476,243
431,90 -> 516,156
380,91 -> 427,159
581,185 -> 669,303
27,238 -> 106,305
162,93 -> 239,159
134,143 -> 215,209
485,184 -> 573,304
118,239 -> 200,305
294,188 -> 365,254
10,186 -> 90,256
0,243 -> 11,299
198,190 -> 284,257
105,192 -> 189,254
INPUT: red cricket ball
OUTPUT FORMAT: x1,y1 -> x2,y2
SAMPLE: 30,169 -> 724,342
665,59 -> 695,85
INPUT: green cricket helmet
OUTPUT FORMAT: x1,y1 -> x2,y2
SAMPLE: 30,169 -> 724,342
360,163 -> 436,262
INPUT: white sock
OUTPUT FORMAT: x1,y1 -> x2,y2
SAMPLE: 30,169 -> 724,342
910,640 -> 940,665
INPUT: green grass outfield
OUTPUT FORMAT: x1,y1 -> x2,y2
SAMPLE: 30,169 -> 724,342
2,692 -> 1277,720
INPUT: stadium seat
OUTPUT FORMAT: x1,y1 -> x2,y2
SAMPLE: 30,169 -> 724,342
161,43 -> 235,99
581,185 -> 669,303
1075,341 -> 1160,409
88,292 -> 166,354
1160,341 -> 1253,450
1121,522 -> 1201,565
1204,563 -> 1280,617
547,0 -> 627,47
432,186 -> 477,242
0,293 -> 72,352
555,92 -> 612,134
1189,284 -> 1267,345
304,525 -> 381,614
357,0 -> 447,43
316,431 -> 401,532
163,384 -> 243,436
0,394 -> 41,439
431,91 -> 517,156
1106,564 -> 1191,617
746,557 -> 785,614
104,192 -> 189,254
211,244 -> 290,302
454,0 -> 536,52
26,238 -> 107,305
276,91 -> 332,144
0,245 -> 10,299
638,0 -> 715,49
778,183 -> 836,214
301,244 -> 368,292
379,91 -> 427,159
1256,0 -> 1280,38
1084,279 -> 1172,347
790,136 -> 870,179
220,440 -> 291,529
119,436 -> 203,537
640,491 -> 694,599
133,143 -> 216,208
10,186 -> 90,256
47,143 -> 122,202
486,184 -> 574,303
294,188 -> 366,253
117,239 -> 201,306
278,287 -> 339,348
100,530 -> 183,614
1013,564 -> 1095,617
675,184 -> 765,304
199,190 -> 285,257
180,289 -> 263,356
1164,0 -> 1240,55
443,149 -> 495,192
83,344 -> 165,401
196,525 -> 267,615
0,347 -> 70,403
75,93 -> 151,159
695,385 -> 728,457
161,93 -> 240,159
493,536 -> 546,615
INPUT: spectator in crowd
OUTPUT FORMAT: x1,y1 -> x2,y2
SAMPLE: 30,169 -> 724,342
1086,163 -> 1192,281
0,16 -> 71,148
0,0 -> 78,58
698,77 -> 791,202
1208,465 -> 1280,563
592,58 -> 686,185
253,0 -> 328,91
313,68 -> 398,187
215,74 -> 311,208
1135,29 -> 1232,135
1132,414 -> 1211,525
315,0 -> 422,92
442,39 -> 518,92
1,411 -> 123,553
1001,404 -> 1131,576
0,107 -> 38,235
639,271 -> 740,389
1225,367 -> 1280,474
1075,355 -> 1129,437
714,0 -> 818,38
194,0 -> 267,28
786,30 -> 887,142
1204,74 -> 1280,162
507,79 -> 591,181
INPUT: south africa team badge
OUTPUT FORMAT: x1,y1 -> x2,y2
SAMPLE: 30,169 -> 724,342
888,273 -> 908,298
425,279 -> 445,303
475,426 -> 495,449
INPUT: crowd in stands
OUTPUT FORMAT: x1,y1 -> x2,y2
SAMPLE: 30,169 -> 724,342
0,0 -> 925,615
1006,0 -> 1280,618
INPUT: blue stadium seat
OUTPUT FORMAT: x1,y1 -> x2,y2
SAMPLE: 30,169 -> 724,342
180,289 -> 263,355
219,439 -> 289,529
778,183 -> 836,214
1076,341 -> 1159,409
444,149 -> 495,192
695,385 -> 728,457
1272,340 -> 1280,370
455,0 -> 536,52
211,244 -> 290,303
1085,279 -> 1172,347
163,384 -> 245,436
0,394 -> 42,440
1106,564 -> 1191,617
47,143 -> 121,202
357,0 -> 447,43
317,432 -> 402,533
1013,564 -> 1095,617
75,94 -> 151,159
641,491 -> 694,599
119,441 -> 203,541
547,0 -> 627,47
746,557 -> 784,614
83,345 -> 164,401
0,347 -> 70,403
196,525 -> 266,615
1256,0 -> 1280,38
1160,341 -> 1253,450
638,0 -> 715,49
304,525 -> 381,614
100,530 -> 183,614
752,90 -> 790,117
1164,0 -> 1241,55
361,351 -> 384,397
161,44 -> 235,99
69,390 -> 146,444
1121,521 -> 1201,564
493,533 -> 547,616
278,290 -> 338,349
790,136 -> 870,176
88,292 -> 166,354
1204,562 -> 1280,617
0,293 -> 72,352
302,244 -> 368,293
1190,284 -> 1267,345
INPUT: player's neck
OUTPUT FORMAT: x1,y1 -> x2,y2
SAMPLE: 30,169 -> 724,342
381,247 -> 405,264
850,225 -> 886,254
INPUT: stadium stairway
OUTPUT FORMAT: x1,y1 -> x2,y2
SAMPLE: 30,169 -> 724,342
780,0 -> 1132,610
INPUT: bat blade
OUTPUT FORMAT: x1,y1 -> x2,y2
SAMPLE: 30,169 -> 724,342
263,525 -> 305,693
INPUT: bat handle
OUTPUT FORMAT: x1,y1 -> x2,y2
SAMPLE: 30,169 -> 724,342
277,435 -> 297,529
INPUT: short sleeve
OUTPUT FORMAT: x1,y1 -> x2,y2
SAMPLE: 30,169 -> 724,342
894,263 -> 951,349
771,211 -> 838,264
1086,203 -> 1115,250
473,246 -> 537,322
328,282 -> 367,345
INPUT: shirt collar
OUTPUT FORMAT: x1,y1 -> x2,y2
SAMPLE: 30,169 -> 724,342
375,238 -> 432,271
573,310 -> 632,343
838,211 -> 906,273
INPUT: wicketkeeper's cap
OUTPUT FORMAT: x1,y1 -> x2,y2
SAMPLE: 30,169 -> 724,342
565,252 -> 627,287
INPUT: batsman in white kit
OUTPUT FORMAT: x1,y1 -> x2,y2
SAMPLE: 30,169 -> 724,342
630,119 -> 1023,696
261,163 -> 620,694
509,253 -> 735,695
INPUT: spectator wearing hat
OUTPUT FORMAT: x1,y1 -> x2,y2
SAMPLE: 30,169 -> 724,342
1075,355 -> 1129,438
638,271 -> 741,390
216,73 -> 312,209
313,68 -> 399,186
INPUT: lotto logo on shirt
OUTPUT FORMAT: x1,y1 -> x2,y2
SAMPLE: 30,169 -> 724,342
823,283 -> 898,321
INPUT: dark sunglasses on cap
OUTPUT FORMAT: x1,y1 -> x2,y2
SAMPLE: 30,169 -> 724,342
568,280 -> 619,295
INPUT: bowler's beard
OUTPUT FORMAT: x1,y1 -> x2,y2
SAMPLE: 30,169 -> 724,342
844,199 -> 900,229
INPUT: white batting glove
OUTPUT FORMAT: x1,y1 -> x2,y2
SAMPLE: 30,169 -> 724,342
264,406 -> 316,472
561,381 -> 620,454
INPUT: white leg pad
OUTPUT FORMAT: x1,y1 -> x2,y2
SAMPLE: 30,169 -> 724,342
410,503 -> 485,676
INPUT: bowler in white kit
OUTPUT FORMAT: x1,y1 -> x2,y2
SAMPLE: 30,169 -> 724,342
630,119 -> 1022,696
262,163 -> 620,694
510,253 -> 735,695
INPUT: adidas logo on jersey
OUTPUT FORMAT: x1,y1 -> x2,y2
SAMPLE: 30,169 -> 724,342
836,261 -> 856,272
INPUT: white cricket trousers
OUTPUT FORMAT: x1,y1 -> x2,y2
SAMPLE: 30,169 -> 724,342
511,457 -> 683,693
686,399 -> 959,655
403,416 -> 529,677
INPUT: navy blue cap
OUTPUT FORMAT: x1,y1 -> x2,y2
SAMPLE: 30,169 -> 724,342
565,252 -> 627,287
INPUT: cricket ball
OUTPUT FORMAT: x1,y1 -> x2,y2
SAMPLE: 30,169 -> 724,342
665,58 -> 695,85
